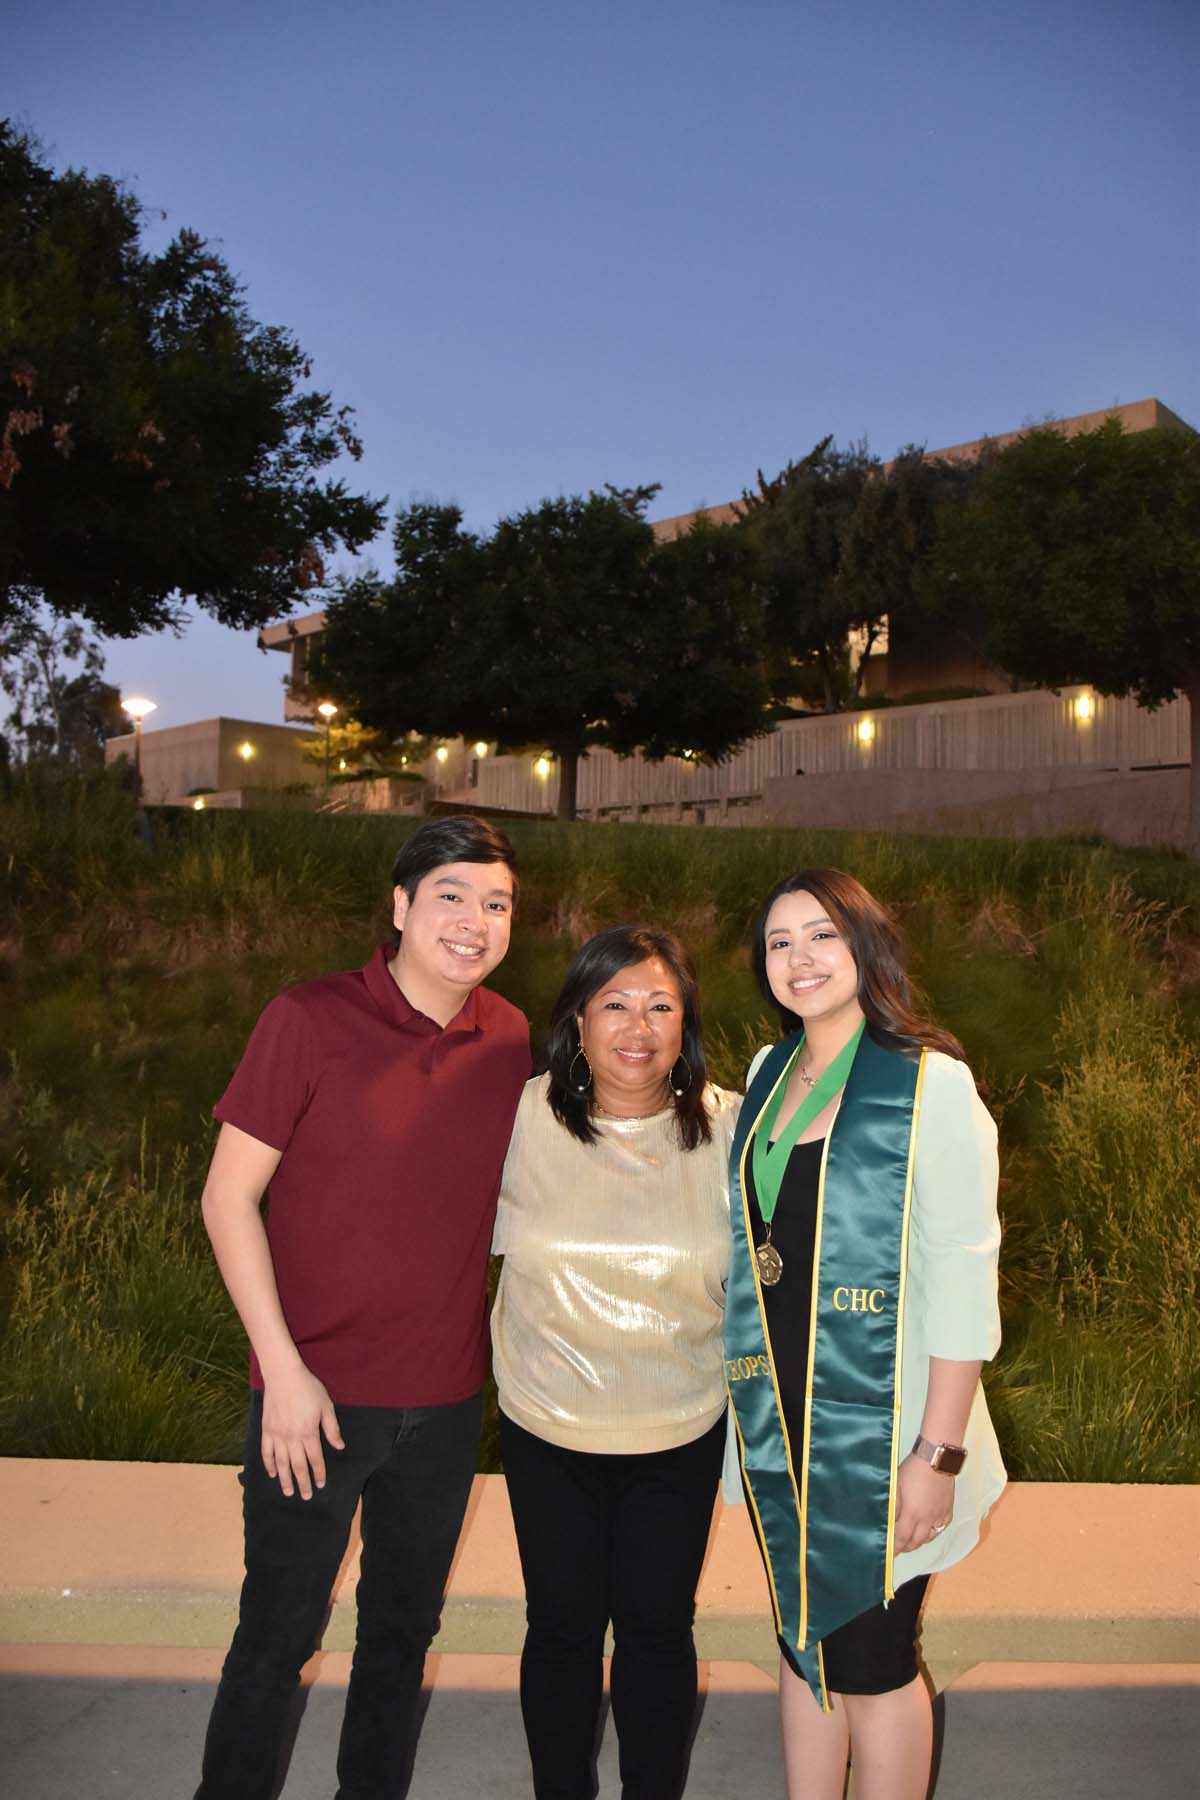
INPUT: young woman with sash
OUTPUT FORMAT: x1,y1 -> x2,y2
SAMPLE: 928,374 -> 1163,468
725,869 -> 1005,1800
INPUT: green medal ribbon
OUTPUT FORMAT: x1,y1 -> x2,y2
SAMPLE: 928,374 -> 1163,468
750,1020 -> 865,1233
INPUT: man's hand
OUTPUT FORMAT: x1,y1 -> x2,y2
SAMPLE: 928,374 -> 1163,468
260,1365 -> 345,1500
892,1453 -> 954,1554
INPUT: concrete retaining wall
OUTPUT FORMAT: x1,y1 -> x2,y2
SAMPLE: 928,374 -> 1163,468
763,766 -> 1190,848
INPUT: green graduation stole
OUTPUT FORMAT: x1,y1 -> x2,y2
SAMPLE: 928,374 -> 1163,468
724,1027 -> 926,1707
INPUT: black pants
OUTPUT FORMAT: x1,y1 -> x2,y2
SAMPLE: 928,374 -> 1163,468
195,1389 -> 481,1800
499,1410 -> 725,1800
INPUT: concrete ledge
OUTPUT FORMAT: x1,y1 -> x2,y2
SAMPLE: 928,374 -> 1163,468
2,1462 -> 1198,1686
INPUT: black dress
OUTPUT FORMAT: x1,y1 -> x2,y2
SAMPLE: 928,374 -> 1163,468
745,1137 -> 928,1695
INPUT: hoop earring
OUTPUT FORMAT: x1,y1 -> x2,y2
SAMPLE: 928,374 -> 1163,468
670,1054 -> 693,1097
568,1047 -> 593,1094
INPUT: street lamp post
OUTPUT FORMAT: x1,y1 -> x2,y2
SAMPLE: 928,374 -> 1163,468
121,696 -> 157,798
317,702 -> 338,788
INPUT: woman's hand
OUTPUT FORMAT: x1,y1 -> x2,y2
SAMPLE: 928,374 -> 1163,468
892,1453 -> 954,1554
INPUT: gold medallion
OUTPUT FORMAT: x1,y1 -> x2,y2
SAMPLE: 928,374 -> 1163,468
756,1240 -> 783,1286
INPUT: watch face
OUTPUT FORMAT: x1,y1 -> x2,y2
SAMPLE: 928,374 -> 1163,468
931,1444 -> 966,1475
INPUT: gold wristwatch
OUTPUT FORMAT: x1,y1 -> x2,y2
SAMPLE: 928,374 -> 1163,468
911,1434 -> 967,1475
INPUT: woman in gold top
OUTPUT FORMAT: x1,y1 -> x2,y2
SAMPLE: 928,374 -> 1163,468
492,924 -> 739,1800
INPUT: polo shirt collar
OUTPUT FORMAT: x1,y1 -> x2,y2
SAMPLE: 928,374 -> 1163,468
363,944 -> 485,1034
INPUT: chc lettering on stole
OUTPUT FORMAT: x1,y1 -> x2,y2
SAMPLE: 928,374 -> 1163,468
831,1286 -> 887,1313
726,1353 -> 772,1382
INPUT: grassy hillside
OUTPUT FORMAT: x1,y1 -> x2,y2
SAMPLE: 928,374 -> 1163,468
3,766 -> 1198,1478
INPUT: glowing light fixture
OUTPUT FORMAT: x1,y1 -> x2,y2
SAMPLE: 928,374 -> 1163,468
856,716 -> 876,744
435,745 -> 449,764
238,741 -> 256,761
316,701 -> 338,721
192,797 -> 206,811
1073,692 -> 1094,722
534,755 -> 552,779
120,696 -> 157,797
473,741 -> 489,759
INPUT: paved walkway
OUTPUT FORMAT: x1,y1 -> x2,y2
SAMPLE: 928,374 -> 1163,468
2,1462 -> 1198,1797
3,1646 -> 1199,1798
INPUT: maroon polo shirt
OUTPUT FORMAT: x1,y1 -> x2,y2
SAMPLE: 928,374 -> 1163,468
214,946 -> 530,1407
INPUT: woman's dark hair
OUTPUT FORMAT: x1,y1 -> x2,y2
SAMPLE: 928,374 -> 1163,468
545,924 -> 712,1150
752,867 -> 965,1061
389,814 -> 518,946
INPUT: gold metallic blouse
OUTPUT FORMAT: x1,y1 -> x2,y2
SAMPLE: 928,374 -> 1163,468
491,1074 -> 740,1453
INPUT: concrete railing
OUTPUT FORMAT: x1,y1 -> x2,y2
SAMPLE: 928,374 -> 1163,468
3,1462 -> 1197,1694
423,687 -> 1190,826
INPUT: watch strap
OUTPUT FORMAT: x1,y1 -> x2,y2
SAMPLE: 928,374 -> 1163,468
911,1433 -> 967,1475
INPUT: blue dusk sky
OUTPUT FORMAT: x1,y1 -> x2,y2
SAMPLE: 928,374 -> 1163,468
7,0 -> 1198,729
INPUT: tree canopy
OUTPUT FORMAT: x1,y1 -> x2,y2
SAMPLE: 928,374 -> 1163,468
923,418 -> 1200,854
734,437 -> 977,712
0,609 -> 123,773
736,437 -> 894,711
312,486 -> 772,819
0,122 -> 385,639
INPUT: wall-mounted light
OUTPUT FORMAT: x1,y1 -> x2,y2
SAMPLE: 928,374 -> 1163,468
534,755 -> 552,780
856,717 -> 876,745
1073,692 -> 1094,722
238,741 -> 256,761
192,797 -> 206,811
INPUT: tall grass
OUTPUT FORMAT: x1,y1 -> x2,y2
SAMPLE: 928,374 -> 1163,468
0,1146 -> 246,1461
2,768 -> 1198,1473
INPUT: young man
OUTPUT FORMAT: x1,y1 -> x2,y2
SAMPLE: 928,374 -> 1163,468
194,815 -> 530,1800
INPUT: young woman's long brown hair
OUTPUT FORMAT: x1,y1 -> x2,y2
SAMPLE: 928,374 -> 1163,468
752,867 -> 965,1061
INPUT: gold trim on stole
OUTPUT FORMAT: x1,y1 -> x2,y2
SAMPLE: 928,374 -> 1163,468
796,1091 -> 846,1654
734,1051 -> 805,1637
883,1049 -> 927,1601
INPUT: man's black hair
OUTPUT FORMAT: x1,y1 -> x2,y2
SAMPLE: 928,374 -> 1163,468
390,815 -> 519,944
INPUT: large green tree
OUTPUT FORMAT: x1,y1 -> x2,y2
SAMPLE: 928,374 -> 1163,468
312,486 -> 771,820
923,419 -> 1200,856
735,438 -> 978,712
735,438 -> 880,712
0,123 -> 384,638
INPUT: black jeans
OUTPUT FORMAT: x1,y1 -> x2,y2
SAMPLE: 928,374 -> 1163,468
195,1389 -> 481,1800
499,1410 -> 725,1800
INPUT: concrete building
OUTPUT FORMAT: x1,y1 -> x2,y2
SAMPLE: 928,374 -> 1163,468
243,399 -> 1193,848
260,397 -> 1191,715
105,716 -> 320,804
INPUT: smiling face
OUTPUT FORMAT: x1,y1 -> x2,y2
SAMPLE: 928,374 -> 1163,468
762,889 -> 862,1034
577,956 -> 684,1117
390,859 -> 514,1024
